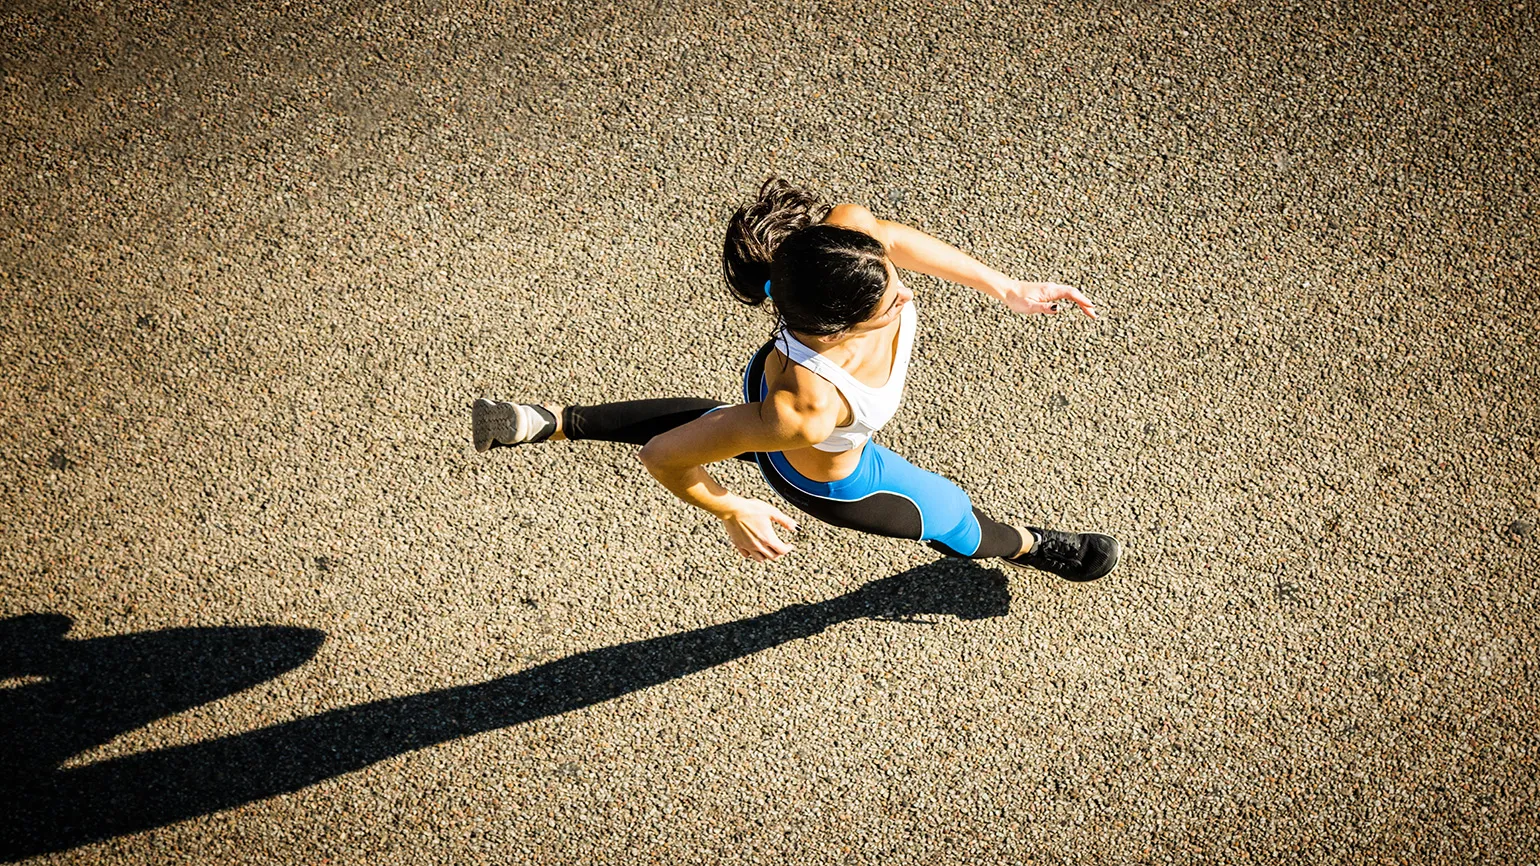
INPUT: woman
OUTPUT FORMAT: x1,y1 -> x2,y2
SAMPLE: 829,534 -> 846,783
473,179 -> 1120,581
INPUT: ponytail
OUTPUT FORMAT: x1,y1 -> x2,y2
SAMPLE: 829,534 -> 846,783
722,177 -> 828,306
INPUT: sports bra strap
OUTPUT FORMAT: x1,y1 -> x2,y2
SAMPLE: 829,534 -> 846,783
770,303 -> 916,453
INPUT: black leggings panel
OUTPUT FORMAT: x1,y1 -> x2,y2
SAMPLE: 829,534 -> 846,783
563,398 -> 746,459
753,460 -> 1021,559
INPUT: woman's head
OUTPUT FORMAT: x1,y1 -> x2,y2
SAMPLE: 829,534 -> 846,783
723,178 -> 893,337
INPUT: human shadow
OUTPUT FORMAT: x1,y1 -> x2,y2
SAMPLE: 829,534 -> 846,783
0,559 -> 1010,859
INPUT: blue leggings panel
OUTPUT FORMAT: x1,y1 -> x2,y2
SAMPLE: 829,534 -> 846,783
762,445 -> 983,555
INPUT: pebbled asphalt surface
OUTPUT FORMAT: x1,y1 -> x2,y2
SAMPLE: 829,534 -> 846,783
1,0 -> 1536,862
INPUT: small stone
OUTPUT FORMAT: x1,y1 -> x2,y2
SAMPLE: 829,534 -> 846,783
1508,520 -> 1532,537
47,447 -> 73,471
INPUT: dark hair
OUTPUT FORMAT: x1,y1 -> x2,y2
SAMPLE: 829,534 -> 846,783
723,177 -> 888,336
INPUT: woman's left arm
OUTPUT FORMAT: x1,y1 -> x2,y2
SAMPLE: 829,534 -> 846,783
826,203 -> 1098,319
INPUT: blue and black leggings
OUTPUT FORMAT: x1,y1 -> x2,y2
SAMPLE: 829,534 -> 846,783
561,341 -> 1025,559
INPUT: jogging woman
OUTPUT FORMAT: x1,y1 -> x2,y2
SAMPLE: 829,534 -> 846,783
473,179 -> 1121,581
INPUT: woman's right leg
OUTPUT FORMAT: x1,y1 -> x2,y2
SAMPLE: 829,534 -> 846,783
480,337 -> 783,455
564,399 -> 725,448
477,397 -> 757,463
563,399 -> 759,464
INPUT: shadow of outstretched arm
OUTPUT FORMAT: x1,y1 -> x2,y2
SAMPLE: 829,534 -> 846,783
1,559 -> 1009,859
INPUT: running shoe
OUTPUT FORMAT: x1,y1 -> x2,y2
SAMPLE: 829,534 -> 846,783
1001,527 -> 1121,581
472,399 -> 555,452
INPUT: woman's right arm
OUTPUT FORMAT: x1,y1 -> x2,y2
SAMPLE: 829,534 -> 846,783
637,388 -> 838,561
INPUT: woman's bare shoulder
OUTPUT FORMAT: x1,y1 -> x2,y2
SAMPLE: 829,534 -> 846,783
764,349 -> 846,425
822,203 -> 893,249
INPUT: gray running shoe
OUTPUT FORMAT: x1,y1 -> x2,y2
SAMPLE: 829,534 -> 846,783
472,399 -> 554,452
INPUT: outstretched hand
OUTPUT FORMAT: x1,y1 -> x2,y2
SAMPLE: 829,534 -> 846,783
997,281 -> 1098,318
720,498 -> 798,563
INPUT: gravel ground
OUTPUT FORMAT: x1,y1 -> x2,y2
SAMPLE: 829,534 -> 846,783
1,0 -> 1536,862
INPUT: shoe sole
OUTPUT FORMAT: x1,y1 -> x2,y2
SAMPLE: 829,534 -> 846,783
472,399 -> 523,453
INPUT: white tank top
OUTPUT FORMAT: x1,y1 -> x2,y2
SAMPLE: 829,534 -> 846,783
773,301 -> 917,452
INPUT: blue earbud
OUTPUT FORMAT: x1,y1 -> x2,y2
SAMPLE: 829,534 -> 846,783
763,279 -> 773,298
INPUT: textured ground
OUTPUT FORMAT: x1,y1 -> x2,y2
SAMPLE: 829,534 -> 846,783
1,0 -> 1537,862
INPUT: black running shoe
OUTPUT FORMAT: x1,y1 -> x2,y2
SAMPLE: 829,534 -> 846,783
472,399 -> 556,452
1000,528 -> 1121,582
